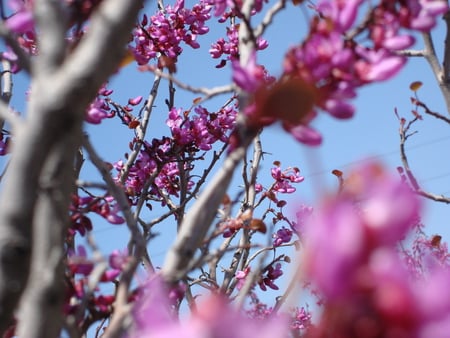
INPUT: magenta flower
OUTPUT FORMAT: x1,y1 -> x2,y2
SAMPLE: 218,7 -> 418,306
273,227 -> 293,247
232,51 -> 268,92
355,48 -> 406,82
67,245 -> 94,276
6,0 -> 35,33
302,162 -> 421,300
131,276 -> 289,338
407,0 -> 449,31
284,124 -> 322,146
316,0 -> 363,32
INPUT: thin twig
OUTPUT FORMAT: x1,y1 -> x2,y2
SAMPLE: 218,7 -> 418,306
254,0 -> 286,39
119,74 -> 161,184
398,117 -> 450,204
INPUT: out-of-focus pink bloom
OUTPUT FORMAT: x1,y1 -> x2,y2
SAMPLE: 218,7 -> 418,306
67,245 -> 94,276
6,0 -> 34,33
273,227 -> 293,247
235,267 -> 250,290
284,124 -> 322,146
100,269 -> 120,282
232,52 -> 266,92
131,276 -> 289,338
355,48 -> 406,82
324,99 -> 355,119
109,249 -> 129,270
128,96 -> 143,106
303,200 -> 365,300
302,162 -> 421,300
316,0 -> 363,32
406,0 -> 448,31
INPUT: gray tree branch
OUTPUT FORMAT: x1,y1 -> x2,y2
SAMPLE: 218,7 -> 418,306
0,0 -> 144,334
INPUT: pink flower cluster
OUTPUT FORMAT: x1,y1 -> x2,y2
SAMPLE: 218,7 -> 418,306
85,85 -> 114,124
167,105 -> 236,150
232,0 -> 447,146
131,277 -> 289,338
210,24 -> 268,67
206,0 -> 268,21
70,194 -> 125,237
85,86 -> 144,125
131,0 -> 211,65
115,105 -> 236,206
65,246 -> 130,315
302,162 -> 450,337
283,0 -> 447,142
270,165 -> 304,193
235,259 -> 286,292
258,262 -> 283,291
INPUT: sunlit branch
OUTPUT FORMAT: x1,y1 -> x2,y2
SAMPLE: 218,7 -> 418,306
399,117 -> 450,204
120,74 -> 161,185
422,32 -> 450,114
443,11 -> 450,85
151,67 -> 235,102
82,135 -> 148,261
396,49 -> 426,57
254,0 -> 286,39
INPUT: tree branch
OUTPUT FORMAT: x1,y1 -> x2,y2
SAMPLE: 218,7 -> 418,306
399,117 -> 450,204
422,32 -> 450,114
0,0 -> 144,334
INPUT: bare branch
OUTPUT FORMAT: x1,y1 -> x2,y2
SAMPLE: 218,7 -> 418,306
0,0 -> 144,333
161,125 -> 257,283
150,67 -> 235,103
254,0 -> 286,39
120,74 -> 161,184
442,11 -> 450,85
396,49 -> 426,57
399,118 -> 450,204
33,0 -> 67,73
422,32 -> 450,114
17,130 -> 78,337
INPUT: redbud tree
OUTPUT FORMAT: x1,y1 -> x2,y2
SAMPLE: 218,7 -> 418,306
0,0 -> 449,337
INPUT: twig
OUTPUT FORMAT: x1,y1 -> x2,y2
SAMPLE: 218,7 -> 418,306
150,67 -> 235,103
396,49 -> 426,57
119,74 -> 161,184
398,117 -> 450,204
254,0 -> 286,39
161,124 -> 258,283
422,32 -> 450,114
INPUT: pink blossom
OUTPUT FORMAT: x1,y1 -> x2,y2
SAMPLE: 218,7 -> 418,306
284,124 -> 322,146
131,276 -> 289,338
109,249 -> 129,270
407,0 -> 448,31
356,48 -> 406,82
128,95 -> 143,106
131,0 -> 211,64
68,245 -> 94,276
273,227 -> 293,247
6,0 -> 35,33
232,52 -> 265,92
316,0 -> 363,32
